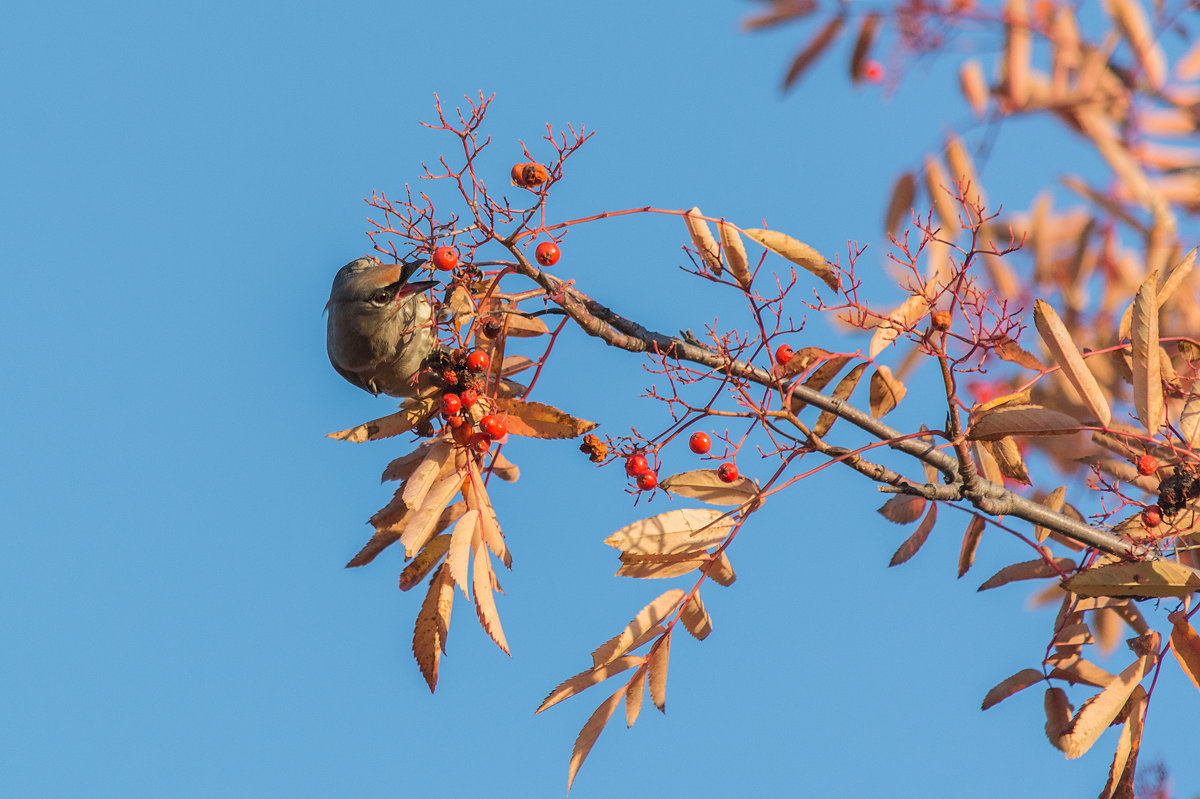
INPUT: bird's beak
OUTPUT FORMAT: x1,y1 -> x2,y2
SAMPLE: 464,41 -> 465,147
396,279 -> 438,299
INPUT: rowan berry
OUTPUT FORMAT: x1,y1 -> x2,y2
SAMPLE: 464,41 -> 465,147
446,414 -> 465,429
864,60 -> 885,83
480,414 -> 506,439
689,432 -> 712,454
441,393 -> 462,416
775,344 -> 794,367
717,463 -> 739,483
468,433 -> 491,455
466,350 -> 490,372
1141,505 -> 1162,528
459,388 -> 478,408
625,453 -> 650,477
535,242 -> 560,267
636,471 -> 658,490
930,310 -> 952,331
431,246 -> 459,271
1137,454 -> 1159,476
481,319 -> 502,339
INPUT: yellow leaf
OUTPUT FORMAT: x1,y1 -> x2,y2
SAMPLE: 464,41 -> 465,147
1167,610 -> 1200,693
660,470 -> 759,506
566,685 -> 625,794
326,397 -> 438,442
1033,299 -> 1112,427
978,556 -> 1074,591
741,228 -> 838,291
647,631 -> 671,712
1130,271 -> 1164,435
967,404 -> 1083,441
604,509 -> 734,555
472,545 -> 509,655
888,503 -> 937,567
1061,656 -> 1149,759
683,207 -> 722,275
396,533 -> 452,591
868,365 -> 906,418
1065,560 -> 1200,598
885,172 -> 916,237
536,655 -> 643,714
719,221 -> 752,289
679,592 -> 712,641
591,590 -> 685,668
490,397 -> 598,439
981,667 -> 1044,710
958,515 -> 985,578
412,564 -> 454,693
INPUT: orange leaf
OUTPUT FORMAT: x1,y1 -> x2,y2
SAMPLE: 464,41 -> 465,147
679,592 -> 712,641
400,471 -> 463,557
1130,271 -> 1164,435
472,544 -> 510,655
868,365 -> 906,417
1168,610 -> 1200,693
877,494 -> 926,524
981,667 -> 1044,710
719,221 -> 751,289
397,533 -> 452,591
591,590 -> 685,668
967,404 -> 1083,441
1033,299 -> 1111,427
536,655 -> 643,714
326,397 -> 438,442
1101,688 -> 1145,799
447,509 -> 479,598
490,397 -> 597,439
978,556 -> 1073,591
1061,657 -> 1149,759
624,662 -> 648,728
466,460 -> 510,567
647,631 -> 672,712
957,515 -> 985,578
615,552 -> 707,580
708,551 -> 737,586
412,564 -> 454,693
888,503 -> 937,566
567,685 -> 626,794
1044,687 -> 1072,750
741,228 -> 837,291
814,362 -> 869,436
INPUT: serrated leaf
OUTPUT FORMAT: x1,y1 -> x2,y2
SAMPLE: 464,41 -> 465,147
1047,655 -> 1116,688
604,509 -> 734,555
982,667 -> 1044,710
1130,271 -> 1164,435
708,551 -> 737,586
1101,689 -> 1144,799
869,365 -> 906,417
467,460 -> 510,567
490,397 -> 597,439
591,590 -> 686,668
647,631 -> 671,712
983,437 -> 1030,484
993,336 -> 1046,371
447,509 -> 479,599
1033,300 -> 1111,427
472,545 -> 510,654
359,501 -> 464,571
624,663 -> 648,728
381,443 -> 434,483
719,221 -> 751,289
397,534 -> 452,591
1065,560 -> 1200,598
958,515 -> 985,578
741,228 -> 838,291
814,362 -> 868,436
412,564 -> 454,692
1061,656 -> 1149,759
683,207 -> 722,275
978,556 -> 1074,591
782,14 -> 845,91
1168,610 -> 1200,694
401,471 -> 463,557
326,397 -> 438,442
679,592 -> 712,641
885,172 -> 916,236
888,503 -> 937,566
536,655 -> 643,714
968,404 -> 1083,441
615,552 -> 707,580
1044,687 -> 1072,750
566,685 -> 625,794
402,438 -> 453,512
869,295 -> 929,358
660,470 -> 759,506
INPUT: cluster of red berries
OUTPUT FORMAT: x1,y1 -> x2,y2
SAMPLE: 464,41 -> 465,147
434,348 -> 505,453
626,430 -> 739,492
511,162 -> 549,188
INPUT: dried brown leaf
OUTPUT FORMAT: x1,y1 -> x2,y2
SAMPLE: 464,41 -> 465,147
778,345 -> 831,379
1168,610 -> 1200,693
491,397 -> 598,440
1033,300 -> 1111,427
1130,271 -> 1164,435
400,471 -> 463,557
958,515 -> 985,578
567,685 -> 625,794
877,494 -> 927,525
1065,560 -> 1200,598
412,564 -> 454,692
467,460 -> 510,567
743,0 -> 817,30
604,509 -> 734,555
659,470 -> 759,506
615,555 -> 707,580
968,404 -> 1083,441
1044,687 -> 1072,749
591,590 -> 686,668
490,450 -> 519,482
924,157 -> 961,240
1093,606 -> 1123,657
708,551 -> 737,586
849,13 -> 880,83
1004,0 -> 1031,106
647,631 -> 671,712
1032,485 -> 1066,543
869,365 -> 907,418
782,14 -> 845,91
719,221 -> 751,289
959,59 -> 989,117
680,592 -> 712,641
1101,688 -> 1145,799
326,397 -> 438,442
397,533 -> 452,591
885,172 -> 916,237
1061,656 -> 1149,759
361,500 -> 464,572
741,228 -> 837,291
813,362 -> 868,437
402,438 -> 453,512
993,336 -> 1047,371
978,556 -> 1074,591
683,207 -> 722,275
981,667 -> 1044,710
472,545 -> 510,654
888,503 -> 937,566
984,437 -> 1031,484
869,294 -> 930,358
537,655 -> 643,714
1048,656 -> 1116,688
381,443 -> 433,483
624,663 -> 648,728
447,508 -> 479,598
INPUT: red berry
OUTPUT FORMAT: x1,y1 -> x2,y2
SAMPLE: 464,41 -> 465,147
480,414 -> 506,439
863,60 -> 885,83
466,350 -> 490,372
535,242 -> 561,267
689,431 -> 712,454
446,414 -> 465,429
625,453 -> 650,477
636,470 -> 658,490
716,463 -> 739,483
432,246 -> 459,271
459,389 -> 478,408
468,433 -> 491,455
441,393 -> 462,416
1136,454 -> 1158,476
1141,505 -> 1162,528
775,344 -> 794,367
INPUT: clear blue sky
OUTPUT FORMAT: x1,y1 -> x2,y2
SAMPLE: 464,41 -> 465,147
4,2 -> 1196,797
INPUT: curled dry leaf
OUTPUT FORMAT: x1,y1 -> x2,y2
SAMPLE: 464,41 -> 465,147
660,469 -> 759,507
958,515 -> 986,578
959,59 -> 989,118
472,545 -> 510,655
1167,610 -> 1200,693
923,157 -> 961,240
877,494 -> 926,525
982,437 -> 1030,485
490,450 -> 520,482
1044,687 -> 1072,750
615,552 -> 708,580
683,207 -> 722,275
491,397 -> 598,439
1061,656 -> 1150,759
591,590 -> 686,668
967,404 -> 1083,441
718,221 -> 752,289
782,14 -> 846,91
813,362 -> 869,437
708,551 -> 737,586
326,397 -> 438,442
888,503 -> 938,567
495,309 -> 550,338
1004,0 -> 1031,106
397,533 -> 452,591
1101,688 -> 1145,799
604,508 -> 734,555
412,564 -> 455,693
885,172 -> 916,237
993,336 -> 1046,372
741,228 -> 838,291
982,667 -> 1044,710
1065,560 -> 1200,599
679,592 -> 712,641
778,346 -> 831,379
1130,271 -> 1164,435
381,443 -> 433,483
1033,300 -> 1111,427
869,365 -> 906,418
536,654 -> 643,714
869,294 -> 929,358
647,631 -> 671,712
849,12 -> 880,83
566,685 -> 626,794
401,471 -> 463,557
978,556 -> 1074,591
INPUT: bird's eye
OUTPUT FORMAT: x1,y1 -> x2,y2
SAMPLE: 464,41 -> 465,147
370,290 -> 391,304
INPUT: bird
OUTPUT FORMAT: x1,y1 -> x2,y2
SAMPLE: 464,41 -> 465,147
325,256 -> 440,397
